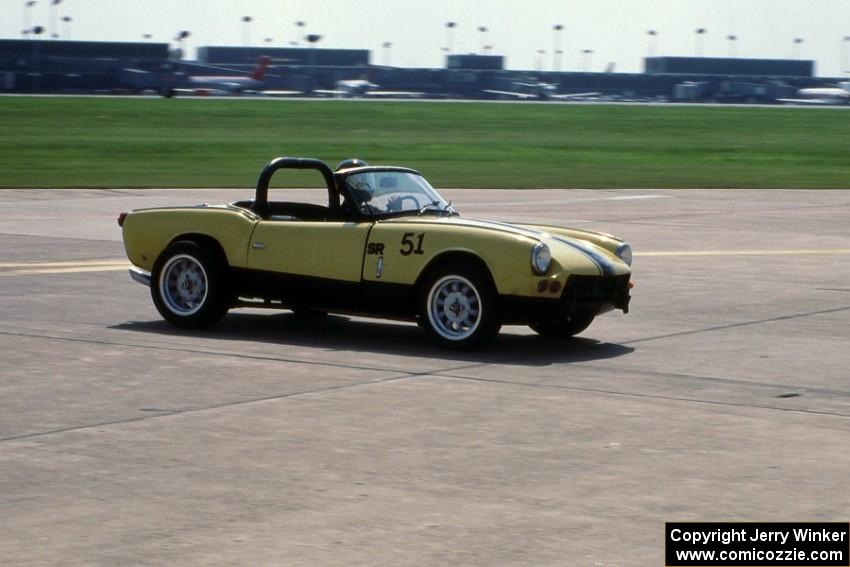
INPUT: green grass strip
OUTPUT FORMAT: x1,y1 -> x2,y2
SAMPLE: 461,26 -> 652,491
1,96 -> 849,188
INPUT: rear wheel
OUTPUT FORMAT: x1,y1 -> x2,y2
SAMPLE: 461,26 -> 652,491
418,263 -> 501,349
529,312 -> 595,339
151,241 -> 230,328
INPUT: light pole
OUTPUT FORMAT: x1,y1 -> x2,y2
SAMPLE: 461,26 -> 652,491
727,34 -> 738,57
61,15 -> 71,39
536,49 -> 546,72
50,0 -> 61,39
23,1 -> 37,39
843,36 -> 850,76
294,21 -> 305,46
477,26 -> 488,54
792,37 -> 804,59
242,16 -> 253,46
647,29 -> 658,57
305,33 -> 321,87
581,49 -> 594,72
445,21 -> 456,54
31,25 -> 44,92
553,24 -> 564,71
175,30 -> 190,60
695,28 -> 707,57
382,41 -> 392,66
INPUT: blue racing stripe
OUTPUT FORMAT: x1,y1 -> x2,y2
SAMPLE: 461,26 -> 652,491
552,236 -> 616,276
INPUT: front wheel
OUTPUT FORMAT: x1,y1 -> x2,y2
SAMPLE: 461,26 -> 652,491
418,263 -> 501,349
529,312 -> 595,339
150,241 -> 230,328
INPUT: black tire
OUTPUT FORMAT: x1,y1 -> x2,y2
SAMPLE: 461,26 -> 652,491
529,312 -> 595,339
417,262 -> 501,349
150,241 -> 230,328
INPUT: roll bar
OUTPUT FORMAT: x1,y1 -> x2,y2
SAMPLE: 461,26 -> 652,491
253,157 -> 338,218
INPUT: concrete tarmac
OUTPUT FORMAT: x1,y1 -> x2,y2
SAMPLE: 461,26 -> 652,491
1,188 -> 848,566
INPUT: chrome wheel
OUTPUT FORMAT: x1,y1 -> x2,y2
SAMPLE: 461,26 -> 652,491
427,275 -> 482,341
159,254 -> 208,316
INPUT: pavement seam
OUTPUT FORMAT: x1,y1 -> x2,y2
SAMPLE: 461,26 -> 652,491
565,363 -> 850,398
0,329 -> 479,376
430,374 -> 850,420
0,364 -> 485,444
620,304 -> 850,345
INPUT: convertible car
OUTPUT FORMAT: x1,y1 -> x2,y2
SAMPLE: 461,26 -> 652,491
119,157 -> 632,348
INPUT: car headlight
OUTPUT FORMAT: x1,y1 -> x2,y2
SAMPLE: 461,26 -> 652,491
615,242 -> 633,266
531,242 -> 552,275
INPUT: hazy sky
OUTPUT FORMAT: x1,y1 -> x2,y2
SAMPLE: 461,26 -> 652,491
4,0 -> 850,76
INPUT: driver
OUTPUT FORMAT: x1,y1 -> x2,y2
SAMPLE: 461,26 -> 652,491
335,158 -> 368,171
335,159 -> 369,215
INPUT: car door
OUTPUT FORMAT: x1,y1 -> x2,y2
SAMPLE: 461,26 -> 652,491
246,220 -> 372,309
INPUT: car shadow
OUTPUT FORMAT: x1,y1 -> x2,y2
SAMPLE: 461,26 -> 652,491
112,311 -> 634,367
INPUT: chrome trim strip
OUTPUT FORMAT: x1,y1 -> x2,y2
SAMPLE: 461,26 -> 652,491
129,267 -> 151,287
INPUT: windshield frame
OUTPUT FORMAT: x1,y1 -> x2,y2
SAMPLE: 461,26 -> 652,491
335,166 -> 455,220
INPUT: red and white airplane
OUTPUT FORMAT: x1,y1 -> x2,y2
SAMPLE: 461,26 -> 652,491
778,81 -> 850,105
169,56 -> 272,96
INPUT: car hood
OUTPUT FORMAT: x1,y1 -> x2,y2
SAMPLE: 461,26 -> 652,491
381,216 -> 631,276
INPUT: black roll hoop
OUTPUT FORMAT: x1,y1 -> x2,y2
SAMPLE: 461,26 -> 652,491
253,157 -> 337,218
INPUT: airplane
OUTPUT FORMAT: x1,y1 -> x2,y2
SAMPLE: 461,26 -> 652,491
166,56 -> 273,97
777,81 -> 850,105
484,80 -> 599,101
313,78 -> 424,99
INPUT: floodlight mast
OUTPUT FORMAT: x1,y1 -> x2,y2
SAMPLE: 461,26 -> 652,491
695,28 -> 707,57
843,36 -> 850,76
581,49 -> 594,72
445,21 -> 456,54
727,34 -> 738,57
174,30 -> 190,60
242,16 -> 253,46
382,41 -> 392,66
553,24 -> 564,71
23,1 -> 37,39
646,29 -> 658,58
31,25 -> 44,92
294,21 -> 305,46
792,37 -> 804,59
305,33 -> 322,80
477,26 -> 488,54
50,0 -> 61,39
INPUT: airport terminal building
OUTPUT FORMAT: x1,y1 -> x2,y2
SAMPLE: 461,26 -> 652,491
0,38 -> 833,103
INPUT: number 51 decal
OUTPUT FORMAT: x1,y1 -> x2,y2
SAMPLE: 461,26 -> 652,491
400,232 -> 425,256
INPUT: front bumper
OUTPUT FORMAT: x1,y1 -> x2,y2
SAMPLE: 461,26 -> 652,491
565,274 -> 631,314
501,273 -> 631,324
129,267 -> 151,287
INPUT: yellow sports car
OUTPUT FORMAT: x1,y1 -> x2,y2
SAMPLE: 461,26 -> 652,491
119,157 -> 632,348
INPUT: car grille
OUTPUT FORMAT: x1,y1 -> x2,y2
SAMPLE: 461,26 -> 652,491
563,274 -> 631,313
566,274 -> 630,298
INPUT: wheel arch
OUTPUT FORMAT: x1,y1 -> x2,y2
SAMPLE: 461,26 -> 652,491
414,250 -> 497,297
166,233 -> 229,266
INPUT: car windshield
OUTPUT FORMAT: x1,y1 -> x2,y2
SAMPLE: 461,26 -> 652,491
345,170 -> 455,217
